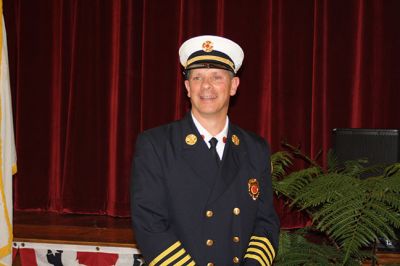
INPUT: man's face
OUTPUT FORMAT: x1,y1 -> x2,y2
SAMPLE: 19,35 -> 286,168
184,68 -> 239,119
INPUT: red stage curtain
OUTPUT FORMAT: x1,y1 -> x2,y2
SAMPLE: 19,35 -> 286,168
3,0 -> 400,229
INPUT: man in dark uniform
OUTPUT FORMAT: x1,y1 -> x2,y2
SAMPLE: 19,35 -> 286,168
131,35 -> 280,266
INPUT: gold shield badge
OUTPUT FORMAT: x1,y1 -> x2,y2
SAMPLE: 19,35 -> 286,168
185,134 -> 197,145
232,134 -> 240,146
202,40 -> 214,52
248,178 -> 260,200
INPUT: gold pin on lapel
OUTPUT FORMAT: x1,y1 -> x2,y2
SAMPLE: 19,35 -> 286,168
248,178 -> 260,200
232,134 -> 240,146
185,134 -> 197,145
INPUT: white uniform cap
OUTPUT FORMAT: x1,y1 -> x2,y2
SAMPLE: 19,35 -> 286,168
179,35 -> 244,74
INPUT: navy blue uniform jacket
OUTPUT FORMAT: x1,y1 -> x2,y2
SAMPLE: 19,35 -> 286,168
131,113 -> 280,265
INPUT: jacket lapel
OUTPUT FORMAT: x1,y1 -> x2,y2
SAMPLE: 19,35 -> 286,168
207,124 -> 247,204
180,113 -> 220,188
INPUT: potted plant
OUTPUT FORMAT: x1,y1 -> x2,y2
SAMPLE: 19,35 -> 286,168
271,142 -> 400,265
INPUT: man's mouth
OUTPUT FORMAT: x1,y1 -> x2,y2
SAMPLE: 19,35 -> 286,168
200,95 -> 217,100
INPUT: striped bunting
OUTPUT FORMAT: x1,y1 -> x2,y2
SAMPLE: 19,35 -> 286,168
149,241 -> 195,266
244,236 -> 275,266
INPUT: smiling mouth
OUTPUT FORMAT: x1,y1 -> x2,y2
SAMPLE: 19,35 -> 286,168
200,95 -> 217,100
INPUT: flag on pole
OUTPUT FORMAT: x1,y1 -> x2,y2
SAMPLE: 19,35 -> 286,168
0,0 -> 17,265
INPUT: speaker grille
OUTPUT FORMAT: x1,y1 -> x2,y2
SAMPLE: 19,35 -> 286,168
332,128 -> 399,167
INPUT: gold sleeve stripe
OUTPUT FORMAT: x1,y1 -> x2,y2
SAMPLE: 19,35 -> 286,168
250,236 -> 275,258
248,240 -> 273,262
244,254 -> 267,266
149,241 -> 181,266
246,247 -> 271,266
160,248 -> 186,266
187,261 -> 196,266
185,55 -> 235,70
174,254 -> 191,266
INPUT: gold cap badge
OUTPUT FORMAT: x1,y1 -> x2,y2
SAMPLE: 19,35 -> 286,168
248,178 -> 260,200
232,134 -> 240,146
202,40 -> 214,52
185,134 -> 197,145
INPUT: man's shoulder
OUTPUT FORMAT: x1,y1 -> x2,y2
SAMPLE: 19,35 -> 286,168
231,124 -> 267,146
140,119 -> 181,139
137,117 -> 188,147
231,124 -> 271,167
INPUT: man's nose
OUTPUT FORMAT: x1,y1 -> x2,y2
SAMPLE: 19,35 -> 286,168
201,77 -> 212,89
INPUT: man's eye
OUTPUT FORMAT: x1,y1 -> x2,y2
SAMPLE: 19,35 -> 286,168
212,76 -> 223,81
192,76 -> 202,81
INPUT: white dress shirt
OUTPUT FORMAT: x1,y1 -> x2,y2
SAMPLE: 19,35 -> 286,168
191,113 -> 228,160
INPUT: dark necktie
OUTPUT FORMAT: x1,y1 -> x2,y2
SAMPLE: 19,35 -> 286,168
209,137 -> 220,166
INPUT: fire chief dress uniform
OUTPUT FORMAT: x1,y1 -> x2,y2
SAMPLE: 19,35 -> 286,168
131,36 -> 280,266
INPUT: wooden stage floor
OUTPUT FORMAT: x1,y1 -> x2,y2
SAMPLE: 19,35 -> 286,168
13,211 -> 135,248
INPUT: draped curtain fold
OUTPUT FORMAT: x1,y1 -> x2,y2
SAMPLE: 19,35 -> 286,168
3,0 -> 400,228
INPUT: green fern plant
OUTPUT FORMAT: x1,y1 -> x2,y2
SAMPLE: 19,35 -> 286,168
271,145 -> 400,265
275,229 -> 364,265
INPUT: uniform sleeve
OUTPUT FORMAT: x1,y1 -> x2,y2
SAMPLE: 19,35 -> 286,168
130,133 -> 196,266
243,140 -> 280,266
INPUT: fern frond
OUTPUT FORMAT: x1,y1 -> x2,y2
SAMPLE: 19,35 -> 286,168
358,164 -> 387,178
367,202 -> 400,230
291,173 -> 359,209
327,149 -> 340,173
275,230 -> 341,265
275,229 -> 367,265
374,193 -> 400,213
309,181 -> 400,262
380,172 -> 400,193
341,159 -> 369,176
271,151 -> 293,180
384,162 -> 400,177
273,167 -> 321,199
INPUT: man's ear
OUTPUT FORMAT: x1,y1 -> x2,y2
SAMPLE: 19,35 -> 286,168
184,80 -> 191,98
230,77 -> 240,96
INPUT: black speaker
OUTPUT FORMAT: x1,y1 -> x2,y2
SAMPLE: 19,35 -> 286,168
332,128 -> 399,173
332,128 -> 400,251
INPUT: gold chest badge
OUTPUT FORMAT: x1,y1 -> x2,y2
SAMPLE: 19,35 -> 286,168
185,134 -> 197,145
248,178 -> 260,200
231,134 -> 240,146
